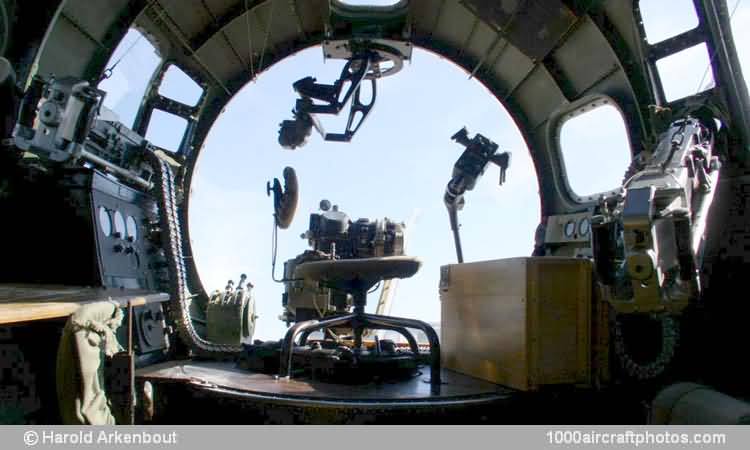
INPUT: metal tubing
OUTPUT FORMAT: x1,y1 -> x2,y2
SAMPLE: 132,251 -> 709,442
447,205 -> 464,263
280,311 -> 440,389
365,324 -> 420,355
298,322 -> 420,358
80,148 -> 153,190
279,314 -> 356,378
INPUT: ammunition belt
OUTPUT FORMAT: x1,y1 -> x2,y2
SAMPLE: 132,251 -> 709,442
148,153 -> 241,355
612,313 -> 678,380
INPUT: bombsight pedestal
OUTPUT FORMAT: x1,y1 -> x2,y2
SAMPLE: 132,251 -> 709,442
278,256 -> 441,388
260,199 -> 441,389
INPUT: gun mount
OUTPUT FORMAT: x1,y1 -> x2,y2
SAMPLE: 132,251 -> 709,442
278,41 -> 411,149
444,127 -> 511,263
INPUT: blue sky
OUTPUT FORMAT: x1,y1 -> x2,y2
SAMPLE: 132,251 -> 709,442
100,1 -> 750,341
189,46 -> 540,339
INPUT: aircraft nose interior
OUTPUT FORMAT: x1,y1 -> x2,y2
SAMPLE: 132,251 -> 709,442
1,0 -> 750,426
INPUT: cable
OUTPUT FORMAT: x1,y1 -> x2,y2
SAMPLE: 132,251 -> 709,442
152,0 -> 230,95
368,281 -> 381,294
99,32 -> 144,83
270,215 -> 284,282
257,0 -> 276,76
244,0 -> 255,80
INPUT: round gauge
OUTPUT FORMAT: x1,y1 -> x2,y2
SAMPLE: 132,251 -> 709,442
578,218 -> 591,237
98,207 -> 112,237
564,220 -> 576,238
126,216 -> 138,242
113,211 -> 126,238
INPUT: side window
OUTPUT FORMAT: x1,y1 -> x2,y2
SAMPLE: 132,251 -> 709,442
655,43 -> 714,102
145,64 -> 203,153
98,29 -> 161,127
559,102 -> 632,200
145,110 -> 187,153
158,65 -> 203,106
638,0 -> 717,102
730,3 -> 748,84
638,0 -> 699,44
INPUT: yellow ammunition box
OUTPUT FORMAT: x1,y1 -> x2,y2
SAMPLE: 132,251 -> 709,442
439,257 -> 592,391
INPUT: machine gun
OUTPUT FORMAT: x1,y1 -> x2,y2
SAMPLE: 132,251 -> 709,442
592,117 -> 719,314
11,75 -> 155,189
278,40 -> 411,149
444,127 -> 511,263
591,116 -> 720,380
6,73 -> 261,351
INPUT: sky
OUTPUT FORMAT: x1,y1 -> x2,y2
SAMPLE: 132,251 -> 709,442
99,0 -> 750,341
188,46 -> 540,340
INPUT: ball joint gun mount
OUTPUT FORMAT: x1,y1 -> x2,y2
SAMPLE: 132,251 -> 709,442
278,53 -> 378,149
444,128 -> 511,263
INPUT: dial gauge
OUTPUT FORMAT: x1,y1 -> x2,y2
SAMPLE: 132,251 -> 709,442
126,216 -> 138,242
98,207 -> 112,237
578,218 -> 591,237
113,211 -> 126,238
564,220 -> 576,238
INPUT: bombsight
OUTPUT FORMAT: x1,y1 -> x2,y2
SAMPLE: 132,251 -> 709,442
280,199 -> 405,324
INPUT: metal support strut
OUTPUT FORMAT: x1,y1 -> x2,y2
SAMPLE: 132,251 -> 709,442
444,127 -> 511,263
279,285 -> 441,389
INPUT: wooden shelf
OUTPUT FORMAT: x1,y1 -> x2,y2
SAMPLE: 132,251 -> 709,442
0,284 -> 169,325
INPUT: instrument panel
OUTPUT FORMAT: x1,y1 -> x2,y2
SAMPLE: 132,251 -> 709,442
88,170 -> 159,290
544,212 -> 592,244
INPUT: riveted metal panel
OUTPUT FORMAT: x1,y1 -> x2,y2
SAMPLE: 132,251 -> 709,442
461,0 -> 577,61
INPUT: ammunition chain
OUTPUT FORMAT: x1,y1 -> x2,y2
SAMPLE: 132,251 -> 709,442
148,153 -> 241,355
612,313 -> 678,380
